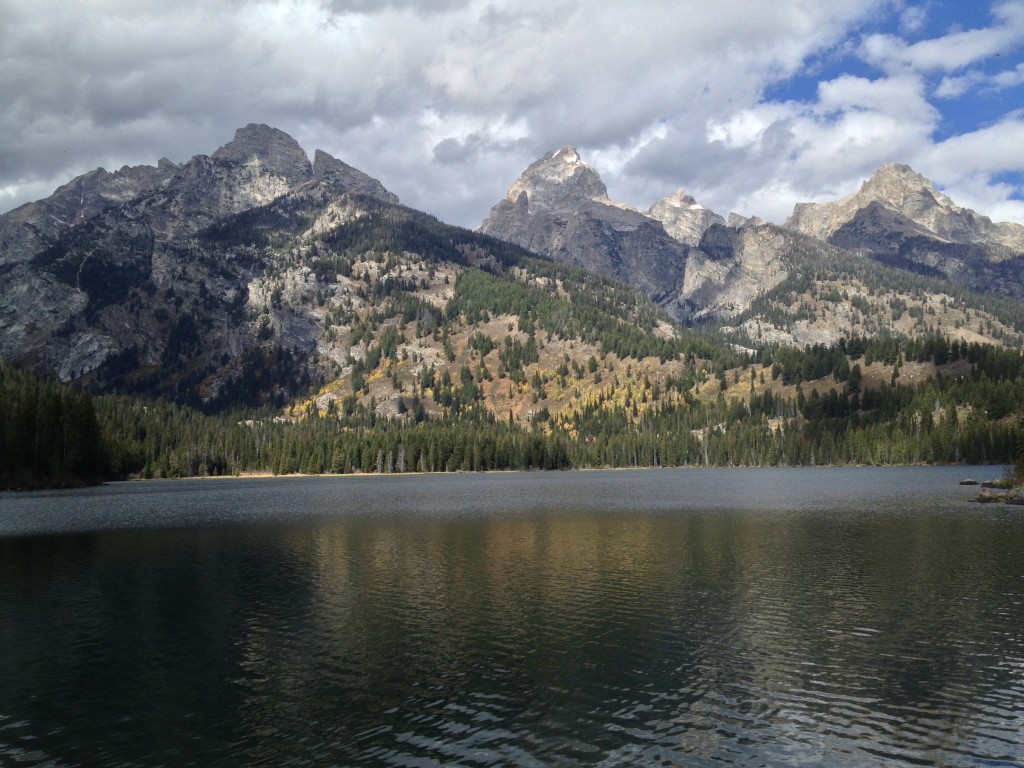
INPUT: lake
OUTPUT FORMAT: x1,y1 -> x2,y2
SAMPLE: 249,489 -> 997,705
1,467 -> 1022,766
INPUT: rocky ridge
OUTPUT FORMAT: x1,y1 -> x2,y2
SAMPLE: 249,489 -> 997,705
0,124 -> 401,391
480,148 -> 1024,344
479,147 -> 692,305
480,148 -> 812,324
2,125 -> 711,425
787,163 -> 1024,252
646,189 -> 725,247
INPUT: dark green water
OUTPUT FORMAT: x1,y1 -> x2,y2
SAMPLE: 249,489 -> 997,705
1,467 -> 1022,766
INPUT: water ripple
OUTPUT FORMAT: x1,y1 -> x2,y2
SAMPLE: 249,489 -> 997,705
1,469 -> 1023,766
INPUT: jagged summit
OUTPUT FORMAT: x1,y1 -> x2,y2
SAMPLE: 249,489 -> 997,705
1,125 -> 396,243
480,146 -> 691,312
0,124 -> 404,381
646,189 -> 725,247
787,163 -> 1024,250
787,163 -> 944,242
856,163 -> 962,228
198,123 -> 399,204
726,212 -> 766,228
654,189 -> 704,209
211,123 -> 314,182
502,145 -> 610,210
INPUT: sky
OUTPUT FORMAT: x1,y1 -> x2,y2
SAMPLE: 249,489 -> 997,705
2,0 -> 1023,229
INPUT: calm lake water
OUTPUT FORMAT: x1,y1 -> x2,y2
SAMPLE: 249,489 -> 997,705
1,467 -> 1022,767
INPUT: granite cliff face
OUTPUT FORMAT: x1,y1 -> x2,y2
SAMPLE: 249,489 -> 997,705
0,124 -> 400,396
0,161 -> 175,270
7,130 -> 1024,405
479,147 -> 691,307
677,223 -> 798,321
312,149 -> 398,203
482,150 -> 1024,333
786,164 -> 1024,291
480,148 -> 794,322
503,146 -> 611,209
788,164 -> 1024,251
646,189 -> 725,247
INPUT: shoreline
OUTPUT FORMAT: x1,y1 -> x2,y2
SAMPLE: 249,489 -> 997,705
119,461 -> 1007,483
6,463 -> 1010,493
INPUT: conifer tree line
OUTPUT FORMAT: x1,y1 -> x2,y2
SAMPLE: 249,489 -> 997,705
4,328 -> 1024,487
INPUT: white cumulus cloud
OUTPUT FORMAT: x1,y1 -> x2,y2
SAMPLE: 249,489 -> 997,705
1,0 -> 1022,229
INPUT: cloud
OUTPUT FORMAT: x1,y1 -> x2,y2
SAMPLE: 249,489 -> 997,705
920,117 -> 1024,176
1,0 -> 1023,232
622,70 -> 939,221
899,4 -> 928,34
937,61 -> 1024,97
320,0 -> 471,14
861,1 -> 1024,73
934,71 -> 988,98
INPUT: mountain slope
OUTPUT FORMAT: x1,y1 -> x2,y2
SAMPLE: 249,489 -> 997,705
4,127 -> 1024,411
1,127 -> 733,421
0,124 -> 402,392
480,150 -> 1024,348
787,163 -> 1024,250
3,127 -> 1023,479
478,147 -> 822,325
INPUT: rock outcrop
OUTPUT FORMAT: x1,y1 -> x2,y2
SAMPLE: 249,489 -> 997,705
0,125 -> 399,395
674,223 -> 792,321
646,189 -> 725,247
479,147 -> 691,311
479,147 -> 816,323
313,150 -> 399,203
786,164 -> 1024,292
480,149 -> 1024,332
0,162 -> 175,268
7,128 -> 1024,409
787,164 -> 1024,251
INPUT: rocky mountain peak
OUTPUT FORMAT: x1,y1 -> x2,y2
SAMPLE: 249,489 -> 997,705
656,188 -> 701,208
858,163 -> 959,217
786,163 -> 1024,251
786,163 -> 958,243
504,145 -> 609,209
726,212 -> 765,228
479,146 -> 691,315
211,123 -> 313,182
646,189 -> 725,247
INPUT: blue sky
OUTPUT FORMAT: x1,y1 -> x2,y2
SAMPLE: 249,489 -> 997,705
765,2 -> 1005,121
752,1 -> 1024,213
768,1 -> 1021,150
1,0 -> 1022,228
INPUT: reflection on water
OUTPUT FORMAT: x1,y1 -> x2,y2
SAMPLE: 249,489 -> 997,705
1,468 -> 1022,766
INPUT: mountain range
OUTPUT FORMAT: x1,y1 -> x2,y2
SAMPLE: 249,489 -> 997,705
481,146 -> 1024,334
2,124 -> 1023,414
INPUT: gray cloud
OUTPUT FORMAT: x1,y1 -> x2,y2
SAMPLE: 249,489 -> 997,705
321,0 -> 472,15
2,0 -> 1023,229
